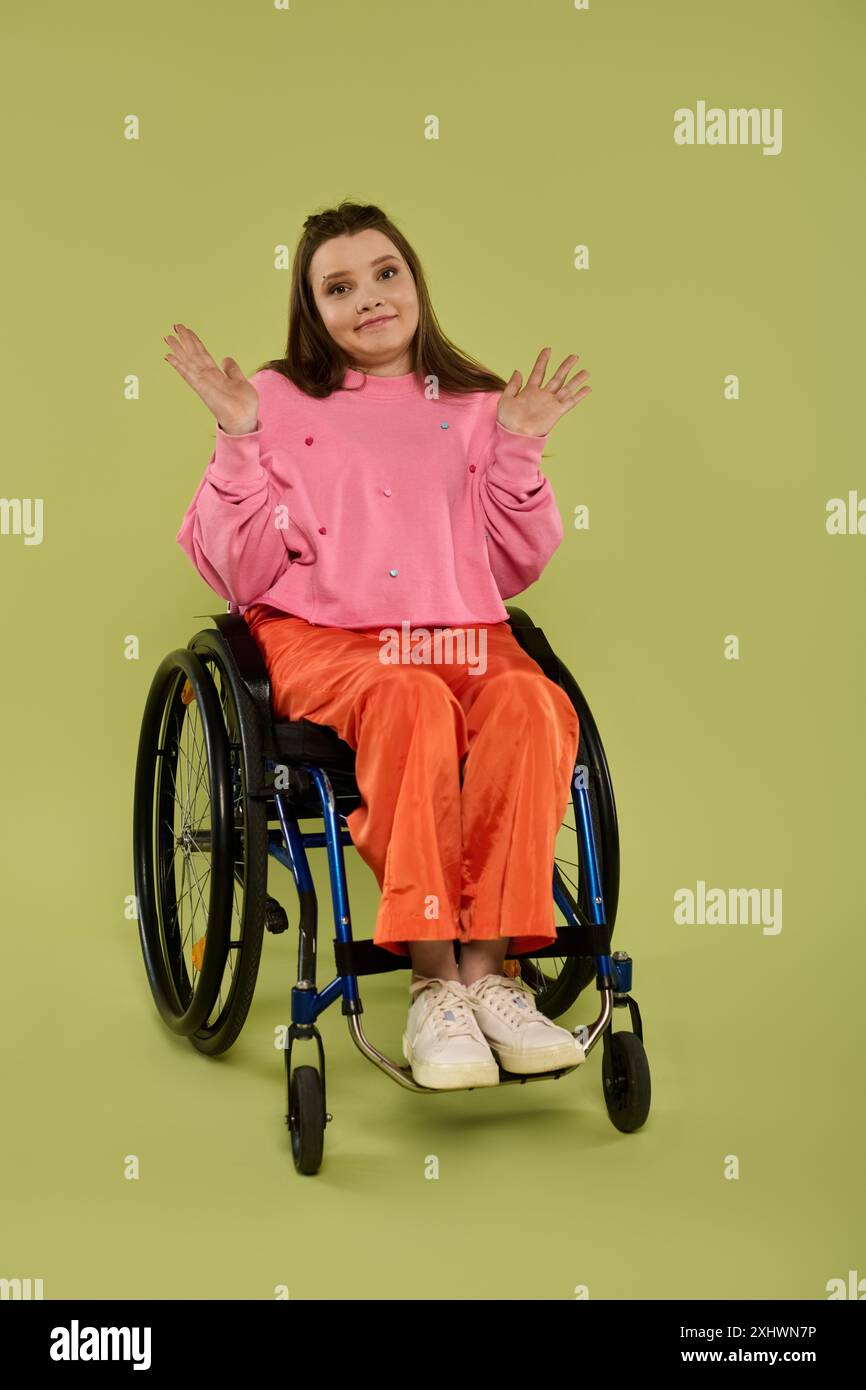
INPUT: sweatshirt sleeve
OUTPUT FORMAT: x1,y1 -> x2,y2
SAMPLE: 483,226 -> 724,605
175,393 -> 314,609
479,418 -> 564,600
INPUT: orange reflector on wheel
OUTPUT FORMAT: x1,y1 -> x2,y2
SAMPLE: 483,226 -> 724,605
190,935 -> 206,971
181,678 -> 196,705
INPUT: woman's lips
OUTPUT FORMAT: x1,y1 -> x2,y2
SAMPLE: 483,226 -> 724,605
357,315 -> 397,330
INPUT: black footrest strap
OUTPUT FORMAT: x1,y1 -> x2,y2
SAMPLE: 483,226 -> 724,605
332,923 -> 611,978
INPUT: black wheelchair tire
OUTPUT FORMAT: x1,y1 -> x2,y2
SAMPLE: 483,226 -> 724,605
602,1030 -> 651,1133
186,629 -> 270,1057
133,649 -> 234,1036
288,1066 -> 326,1175
518,653 -> 620,1019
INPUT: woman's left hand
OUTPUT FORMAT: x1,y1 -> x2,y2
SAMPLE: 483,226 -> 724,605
496,348 -> 591,437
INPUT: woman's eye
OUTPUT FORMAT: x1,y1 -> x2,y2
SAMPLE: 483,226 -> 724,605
329,266 -> 397,296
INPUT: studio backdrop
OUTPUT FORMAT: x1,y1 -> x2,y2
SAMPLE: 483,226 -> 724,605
0,0 -> 861,1304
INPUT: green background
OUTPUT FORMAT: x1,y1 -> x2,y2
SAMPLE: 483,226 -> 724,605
1,0 -> 862,1300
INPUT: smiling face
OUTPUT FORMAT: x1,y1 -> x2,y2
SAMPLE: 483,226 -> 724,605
308,227 -> 420,375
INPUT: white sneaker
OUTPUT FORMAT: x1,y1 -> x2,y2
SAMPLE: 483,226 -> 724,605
465,973 -> 586,1074
402,976 -> 500,1090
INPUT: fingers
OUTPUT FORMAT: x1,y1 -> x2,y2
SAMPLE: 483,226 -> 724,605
174,322 -> 202,355
179,323 -> 217,367
545,353 -> 579,392
163,352 -> 194,387
163,325 -> 193,369
222,356 -> 246,380
559,367 -> 590,399
527,348 -> 589,399
559,384 -> 592,410
163,323 -> 219,375
163,334 -> 195,381
526,346 -> 552,388
163,323 -> 208,389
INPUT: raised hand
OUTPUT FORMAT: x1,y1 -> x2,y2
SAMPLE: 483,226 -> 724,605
496,347 -> 591,437
163,323 -> 259,435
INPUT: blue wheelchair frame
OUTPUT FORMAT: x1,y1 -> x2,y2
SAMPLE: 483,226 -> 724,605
259,752 -> 629,1099
270,765 -> 618,1023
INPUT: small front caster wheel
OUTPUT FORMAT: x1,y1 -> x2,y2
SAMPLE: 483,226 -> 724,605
602,1030 -> 651,1133
287,1065 -> 326,1174
265,896 -> 289,934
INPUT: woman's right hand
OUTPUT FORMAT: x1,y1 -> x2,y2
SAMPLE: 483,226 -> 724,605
164,323 -> 259,435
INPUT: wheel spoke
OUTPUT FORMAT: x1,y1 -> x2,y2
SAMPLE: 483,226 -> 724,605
521,787 -> 592,1011
141,651 -> 268,1046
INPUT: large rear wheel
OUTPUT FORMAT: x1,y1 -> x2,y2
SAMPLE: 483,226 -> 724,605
186,631 -> 269,1056
518,655 -> 620,1020
133,650 -> 234,1036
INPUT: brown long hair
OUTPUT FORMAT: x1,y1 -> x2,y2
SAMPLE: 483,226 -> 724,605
254,201 -> 509,400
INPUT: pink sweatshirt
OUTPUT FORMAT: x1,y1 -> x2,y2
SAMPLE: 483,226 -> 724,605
175,365 -> 563,629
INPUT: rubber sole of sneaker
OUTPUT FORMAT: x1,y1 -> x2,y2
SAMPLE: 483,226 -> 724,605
402,1032 -> 501,1090
487,1036 -> 586,1075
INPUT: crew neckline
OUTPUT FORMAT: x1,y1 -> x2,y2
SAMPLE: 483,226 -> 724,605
341,366 -> 426,399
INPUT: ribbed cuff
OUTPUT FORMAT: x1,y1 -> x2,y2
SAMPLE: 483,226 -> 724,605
210,421 -> 266,483
489,418 -> 549,482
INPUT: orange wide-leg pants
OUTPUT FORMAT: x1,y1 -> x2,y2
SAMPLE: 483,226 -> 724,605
243,605 -> 580,959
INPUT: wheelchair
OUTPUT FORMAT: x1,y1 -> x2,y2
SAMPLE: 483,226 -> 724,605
132,602 -> 651,1174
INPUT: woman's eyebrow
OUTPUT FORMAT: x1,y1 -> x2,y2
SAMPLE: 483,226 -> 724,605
319,254 -> 399,285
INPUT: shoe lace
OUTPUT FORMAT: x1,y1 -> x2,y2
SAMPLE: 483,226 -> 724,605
410,978 -> 483,1043
469,974 -> 548,1029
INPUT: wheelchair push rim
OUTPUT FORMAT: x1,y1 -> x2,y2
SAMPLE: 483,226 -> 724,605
186,629 -> 269,1055
517,655 -> 620,1018
133,649 -> 235,1035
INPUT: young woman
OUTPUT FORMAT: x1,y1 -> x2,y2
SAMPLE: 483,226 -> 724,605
167,201 -> 592,1090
